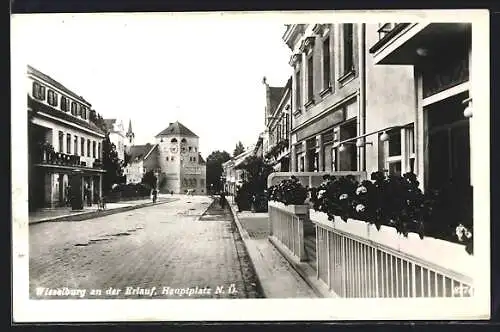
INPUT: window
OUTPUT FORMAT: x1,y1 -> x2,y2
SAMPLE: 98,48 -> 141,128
71,101 -> 78,116
32,82 -> 46,100
58,131 -> 64,152
47,90 -> 58,106
189,147 -> 192,152
81,106 -> 87,120
171,138 -> 177,143
322,36 -> 331,90
74,136 -> 78,155
342,24 -> 354,75
407,125 -> 415,173
181,147 -> 186,153
181,138 -> 187,143
66,134 -> 71,154
171,156 -> 175,161
307,55 -> 314,102
61,96 -> 69,112
384,126 -> 417,177
98,142 -> 101,159
166,156 -> 169,161
92,141 -> 96,158
285,114 -> 290,138
81,138 -> 85,156
194,147 -> 197,152
339,120 -> 357,171
295,69 -> 302,110
87,140 -> 91,157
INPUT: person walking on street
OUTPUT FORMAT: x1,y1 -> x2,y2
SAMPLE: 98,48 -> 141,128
220,191 -> 226,209
152,188 -> 158,203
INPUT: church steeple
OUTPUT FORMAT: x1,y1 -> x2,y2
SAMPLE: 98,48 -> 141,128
126,119 -> 135,145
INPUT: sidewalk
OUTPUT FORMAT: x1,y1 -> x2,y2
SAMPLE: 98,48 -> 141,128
228,202 -> 317,298
29,197 -> 178,225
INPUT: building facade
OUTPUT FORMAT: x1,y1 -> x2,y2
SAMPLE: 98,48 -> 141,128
263,77 -> 292,172
103,118 -> 126,161
369,22 -> 473,220
283,24 -> 415,178
222,149 -> 253,197
27,65 -> 106,211
123,143 -> 160,184
155,121 -> 207,194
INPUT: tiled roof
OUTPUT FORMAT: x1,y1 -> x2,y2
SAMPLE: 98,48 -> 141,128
269,86 -> 285,114
27,65 -> 91,105
128,144 -> 158,162
28,96 -> 105,136
155,121 -> 198,138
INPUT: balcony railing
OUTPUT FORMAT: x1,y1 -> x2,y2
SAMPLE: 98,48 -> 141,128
36,146 -> 102,169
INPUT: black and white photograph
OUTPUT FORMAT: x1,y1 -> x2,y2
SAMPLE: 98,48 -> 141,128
11,10 -> 490,322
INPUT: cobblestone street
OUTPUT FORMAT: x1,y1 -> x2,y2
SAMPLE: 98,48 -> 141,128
29,196 -> 263,299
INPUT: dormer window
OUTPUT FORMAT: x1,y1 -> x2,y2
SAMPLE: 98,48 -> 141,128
47,90 -> 58,107
32,81 -> 46,100
61,96 -> 69,112
71,101 -> 78,116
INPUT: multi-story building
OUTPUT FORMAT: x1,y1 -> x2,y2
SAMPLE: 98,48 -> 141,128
283,24 -> 415,176
155,121 -> 207,194
27,65 -> 106,211
103,118 -> 126,161
263,76 -> 292,171
368,22 -> 473,220
123,143 -> 160,184
222,148 -> 254,196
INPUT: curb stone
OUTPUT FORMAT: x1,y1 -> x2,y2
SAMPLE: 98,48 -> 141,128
267,235 -> 337,298
227,202 -> 267,298
29,198 -> 179,225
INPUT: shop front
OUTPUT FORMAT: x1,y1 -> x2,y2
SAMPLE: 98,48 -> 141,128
291,98 -> 359,173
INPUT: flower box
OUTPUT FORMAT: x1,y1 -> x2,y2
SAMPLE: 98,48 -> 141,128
269,200 -> 309,215
310,209 -> 475,279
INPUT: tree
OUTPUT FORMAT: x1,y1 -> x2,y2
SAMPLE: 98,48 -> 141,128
206,150 -> 231,193
141,170 -> 157,189
102,134 -> 125,194
233,141 -> 245,157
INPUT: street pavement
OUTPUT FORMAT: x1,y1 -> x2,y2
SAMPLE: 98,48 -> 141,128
29,195 -> 263,299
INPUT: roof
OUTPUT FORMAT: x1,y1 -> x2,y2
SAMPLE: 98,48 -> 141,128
28,96 -> 105,136
103,119 -> 116,131
27,65 -> 91,105
269,86 -> 286,114
198,153 -> 206,165
155,121 -> 198,138
128,144 -> 158,162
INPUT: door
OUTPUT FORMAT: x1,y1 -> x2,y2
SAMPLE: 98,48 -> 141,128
70,174 -> 83,210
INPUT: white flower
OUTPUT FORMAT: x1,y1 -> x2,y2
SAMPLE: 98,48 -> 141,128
456,224 -> 466,241
465,230 -> 472,239
317,189 -> 326,199
356,186 -> 367,195
356,204 -> 365,212
339,194 -> 348,200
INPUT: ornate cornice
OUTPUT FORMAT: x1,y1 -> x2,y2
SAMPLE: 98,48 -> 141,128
288,53 -> 302,67
299,36 -> 315,53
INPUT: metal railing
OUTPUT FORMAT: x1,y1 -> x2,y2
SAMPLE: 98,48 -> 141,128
268,202 -> 307,261
314,220 -> 473,298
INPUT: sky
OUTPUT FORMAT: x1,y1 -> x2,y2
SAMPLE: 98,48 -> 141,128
14,13 -> 292,159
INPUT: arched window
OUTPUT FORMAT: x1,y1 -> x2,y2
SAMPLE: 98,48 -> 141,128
171,138 -> 178,143
181,138 -> 187,143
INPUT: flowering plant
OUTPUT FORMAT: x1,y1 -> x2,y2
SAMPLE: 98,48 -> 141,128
267,176 -> 308,205
456,224 -> 473,255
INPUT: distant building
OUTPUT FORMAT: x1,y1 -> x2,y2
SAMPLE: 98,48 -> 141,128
103,118 -> 126,161
263,76 -> 292,171
27,65 -> 106,211
222,148 -> 254,197
123,143 -> 159,184
155,121 -> 207,194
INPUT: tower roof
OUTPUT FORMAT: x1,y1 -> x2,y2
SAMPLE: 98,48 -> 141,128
155,121 -> 198,138
127,119 -> 134,135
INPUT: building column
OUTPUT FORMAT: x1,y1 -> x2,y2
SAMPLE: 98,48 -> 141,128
99,174 -> 103,199
317,135 -> 323,171
290,144 -> 297,172
90,177 -> 95,205
302,141 -> 308,172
